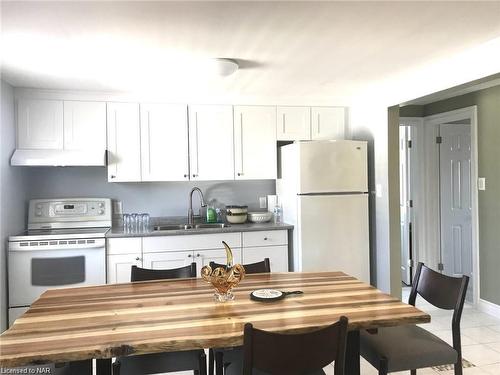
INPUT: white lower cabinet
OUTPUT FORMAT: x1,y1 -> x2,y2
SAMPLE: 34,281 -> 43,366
107,254 -> 142,284
243,245 -> 289,272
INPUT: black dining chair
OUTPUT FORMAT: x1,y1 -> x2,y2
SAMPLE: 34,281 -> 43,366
112,263 -> 207,375
208,258 -> 271,375
227,316 -> 348,375
360,262 -> 469,375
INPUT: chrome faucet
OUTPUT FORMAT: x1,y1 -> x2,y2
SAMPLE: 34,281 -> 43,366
188,187 -> 207,225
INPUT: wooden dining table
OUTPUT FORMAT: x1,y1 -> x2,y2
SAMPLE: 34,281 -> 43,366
0,271 -> 429,375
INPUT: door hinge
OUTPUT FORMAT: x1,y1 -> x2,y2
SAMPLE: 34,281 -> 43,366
436,136 -> 442,144
407,140 -> 412,148
438,262 -> 444,271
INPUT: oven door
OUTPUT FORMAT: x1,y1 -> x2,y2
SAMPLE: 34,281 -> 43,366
8,238 -> 106,307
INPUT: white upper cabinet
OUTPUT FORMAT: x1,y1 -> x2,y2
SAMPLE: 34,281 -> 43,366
17,99 -> 63,149
63,101 -> 106,151
277,106 -> 311,141
311,107 -> 345,140
107,102 -> 141,182
188,105 -> 234,181
234,106 -> 277,180
140,103 -> 190,182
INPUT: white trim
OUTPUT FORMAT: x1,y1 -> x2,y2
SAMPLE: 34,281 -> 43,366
478,298 -> 500,319
423,106 -> 480,307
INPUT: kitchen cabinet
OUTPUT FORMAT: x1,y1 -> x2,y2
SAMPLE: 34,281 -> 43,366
143,250 -> 193,270
277,106 -> 311,141
188,105 -> 234,181
106,238 -> 142,284
242,230 -> 289,272
107,102 -> 141,182
17,99 -> 63,149
140,103 -> 190,181
234,106 -> 277,180
63,101 -> 106,151
311,107 -> 345,140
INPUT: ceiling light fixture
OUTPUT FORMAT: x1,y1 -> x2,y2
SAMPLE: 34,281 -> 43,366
213,58 -> 239,76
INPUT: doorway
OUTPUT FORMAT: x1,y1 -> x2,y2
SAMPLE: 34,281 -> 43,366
399,107 -> 479,304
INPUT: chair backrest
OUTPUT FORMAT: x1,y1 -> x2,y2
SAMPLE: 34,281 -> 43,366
242,316 -> 348,375
131,263 -> 197,282
209,258 -> 271,274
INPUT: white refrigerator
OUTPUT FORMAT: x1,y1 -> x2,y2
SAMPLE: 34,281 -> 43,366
277,140 -> 370,282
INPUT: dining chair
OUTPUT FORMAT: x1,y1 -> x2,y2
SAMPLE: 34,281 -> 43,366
208,258 -> 271,375
360,262 -> 469,375
230,316 -> 349,375
112,263 -> 207,375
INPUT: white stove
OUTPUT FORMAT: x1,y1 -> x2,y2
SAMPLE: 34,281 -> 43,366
8,198 -> 111,326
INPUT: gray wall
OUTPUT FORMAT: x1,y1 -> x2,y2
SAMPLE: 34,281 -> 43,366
421,85 -> 500,306
0,80 -> 29,332
24,167 -> 275,217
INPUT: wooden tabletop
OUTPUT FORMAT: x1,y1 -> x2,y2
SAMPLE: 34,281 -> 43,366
0,272 -> 429,368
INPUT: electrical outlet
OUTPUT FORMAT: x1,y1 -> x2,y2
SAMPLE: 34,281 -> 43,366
478,177 -> 486,191
376,184 -> 383,198
259,197 -> 267,209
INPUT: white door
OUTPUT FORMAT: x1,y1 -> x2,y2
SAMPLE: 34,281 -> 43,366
439,123 -> 473,300
196,248 -> 242,270
188,105 -> 234,181
63,101 -> 106,152
107,102 -> 141,182
140,103 -> 190,181
107,254 -> 142,284
277,106 -> 311,141
17,99 -> 63,149
143,251 -> 194,270
243,246 -> 288,272
399,126 -> 412,285
297,194 -> 370,283
311,107 -> 345,140
298,141 -> 368,193
234,106 -> 277,180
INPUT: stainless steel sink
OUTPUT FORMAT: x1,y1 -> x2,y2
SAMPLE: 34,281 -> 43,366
153,223 -> 230,231
194,223 -> 230,229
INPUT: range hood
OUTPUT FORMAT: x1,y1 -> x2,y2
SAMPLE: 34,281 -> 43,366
10,149 -> 106,167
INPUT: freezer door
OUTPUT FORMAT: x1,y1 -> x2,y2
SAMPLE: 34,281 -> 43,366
298,141 -> 367,193
297,194 -> 370,282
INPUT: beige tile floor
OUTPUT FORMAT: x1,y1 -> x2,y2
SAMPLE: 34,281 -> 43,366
166,288 -> 500,375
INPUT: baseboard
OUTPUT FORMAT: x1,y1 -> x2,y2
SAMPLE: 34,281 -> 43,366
478,298 -> 500,319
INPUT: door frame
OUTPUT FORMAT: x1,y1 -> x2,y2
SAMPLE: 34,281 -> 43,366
423,106 -> 479,306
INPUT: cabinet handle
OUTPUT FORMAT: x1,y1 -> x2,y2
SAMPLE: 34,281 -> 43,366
196,253 -> 201,257
184,174 -> 189,178
110,175 -> 116,179
188,254 -> 192,258
237,172 -> 244,176
264,237 -> 268,241
135,257 -> 140,261
192,174 -> 198,178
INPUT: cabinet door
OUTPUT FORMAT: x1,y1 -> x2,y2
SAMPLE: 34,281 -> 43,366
188,105 -> 234,181
107,103 -> 141,182
311,107 -> 345,140
243,246 -> 289,272
63,101 -> 106,151
196,248 -> 242,270
234,106 -> 277,180
140,103 -> 190,181
17,99 -> 63,149
143,251 -> 194,270
276,106 -> 311,141
107,254 -> 142,284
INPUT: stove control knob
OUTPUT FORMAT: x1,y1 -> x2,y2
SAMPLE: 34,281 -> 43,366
36,210 -> 42,216
36,204 -> 42,209
98,203 -> 104,208
98,209 -> 104,215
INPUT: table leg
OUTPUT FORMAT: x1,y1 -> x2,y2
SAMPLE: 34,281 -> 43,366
345,330 -> 360,375
68,359 -> 92,375
96,358 -> 112,375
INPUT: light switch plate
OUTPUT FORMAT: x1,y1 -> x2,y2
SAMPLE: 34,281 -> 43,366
478,177 -> 486,191
376,184 -> 383,198
259,197 -> 267,209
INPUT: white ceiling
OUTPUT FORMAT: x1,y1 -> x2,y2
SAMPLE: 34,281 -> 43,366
2,1 -> 500,104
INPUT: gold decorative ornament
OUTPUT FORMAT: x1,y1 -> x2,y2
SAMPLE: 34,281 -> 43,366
201,241 -> 245,302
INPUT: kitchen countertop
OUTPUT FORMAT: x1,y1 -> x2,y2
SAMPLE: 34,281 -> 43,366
106,219 -> 293,238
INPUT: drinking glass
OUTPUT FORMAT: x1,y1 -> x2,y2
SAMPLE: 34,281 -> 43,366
141,213 -> 150,232
130,213 -> 138,233
123,214 -> 131,233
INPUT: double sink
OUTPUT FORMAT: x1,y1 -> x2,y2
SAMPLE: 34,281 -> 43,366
153,223 -> 230,232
